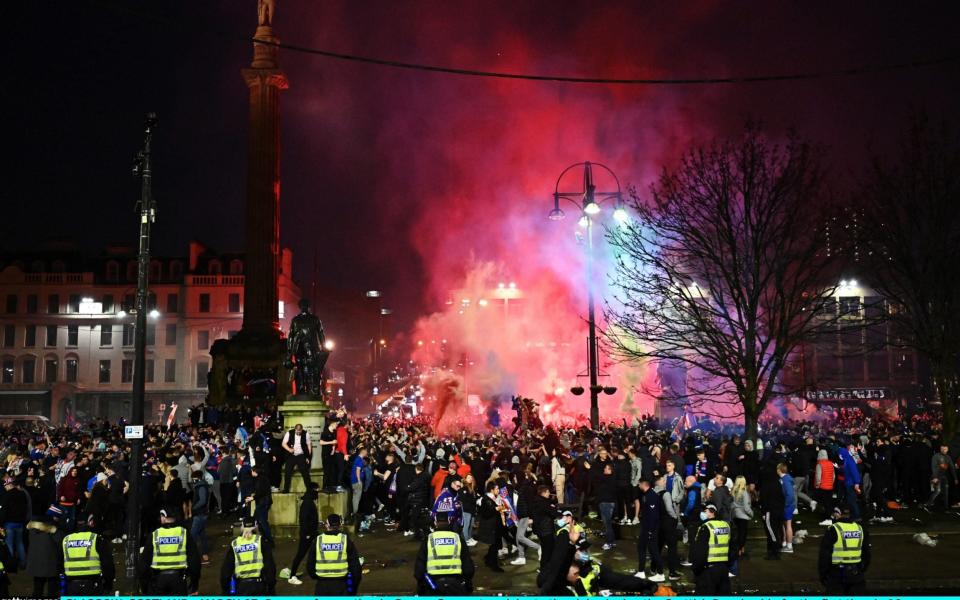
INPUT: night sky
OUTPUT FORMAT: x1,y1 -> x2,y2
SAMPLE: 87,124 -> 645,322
8,0 -> 960,338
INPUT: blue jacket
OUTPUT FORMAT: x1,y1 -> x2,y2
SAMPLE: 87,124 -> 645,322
780,473 -> 796,507
838,448 -> 861,487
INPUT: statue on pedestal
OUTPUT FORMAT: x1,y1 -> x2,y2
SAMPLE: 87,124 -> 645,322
285,298 -> 329,398
258,0 -> 276,26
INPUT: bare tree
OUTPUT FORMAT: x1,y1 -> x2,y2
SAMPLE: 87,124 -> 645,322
857,118 -> 960,440
606,128 -> 837,440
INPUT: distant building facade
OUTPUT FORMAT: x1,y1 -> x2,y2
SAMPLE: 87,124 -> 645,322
0,241 -> 300,423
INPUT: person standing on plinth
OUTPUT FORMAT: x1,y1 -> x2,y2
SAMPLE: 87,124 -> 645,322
282,423 -> 313,492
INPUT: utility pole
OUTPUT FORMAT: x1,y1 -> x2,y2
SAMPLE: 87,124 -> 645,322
125,112 -> 158,585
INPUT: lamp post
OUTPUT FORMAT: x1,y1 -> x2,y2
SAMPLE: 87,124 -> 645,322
549,161 -> 625,430
125,112 -> 157,584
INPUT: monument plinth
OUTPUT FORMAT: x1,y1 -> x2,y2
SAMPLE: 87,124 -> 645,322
209,4 -> 288,405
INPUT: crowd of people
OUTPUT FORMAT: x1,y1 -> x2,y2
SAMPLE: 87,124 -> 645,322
0,400 -> 954,595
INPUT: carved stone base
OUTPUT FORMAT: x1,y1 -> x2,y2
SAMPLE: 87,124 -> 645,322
209,331 -> 288,406
267,489 -> 350,538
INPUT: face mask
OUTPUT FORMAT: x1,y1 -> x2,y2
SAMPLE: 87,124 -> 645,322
577,551 -> 591,562
700,511 -> 708,521
556,518 -> 567,528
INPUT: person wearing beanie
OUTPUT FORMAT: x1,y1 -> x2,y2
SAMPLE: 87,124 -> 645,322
220,516 -> 276,595
305,513 -> 363,595
282,482 -> 320,585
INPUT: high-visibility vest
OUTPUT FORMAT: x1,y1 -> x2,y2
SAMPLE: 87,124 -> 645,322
831,522 -> 864,564
701,520 -> 731,564
574,563 -> 602,596
425,531 -> 462,575
315,533 -> 349,578
556,523 -> 586,537
62,532 -> 102,577
150,526 -> 188,570
231,534 -> 264,579
817,460 -> 835,490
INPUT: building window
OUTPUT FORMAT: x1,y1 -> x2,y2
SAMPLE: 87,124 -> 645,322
228,293 -> 241,313
199,294 -> 211,313
51,260 -> 65,272
68,294 -> 81,314
48,294 -> 60,314
2,358 -> 13,383
106,261 -> 120,282
45,325 -> 57,347
196,361 -> 209,388
169,261 -> 183,281
164,359 -> 176,383
22,358 -> 36,384
145,359 -> 155,383
102,294 -> 114,314
65,358 -> 78,383
146,324 -> 156,346
25,325 -> 36,347
229,259 -> 243,275
45,358 -> 58,383
165,324 -> 177,346
208,260 -> 222,275
197,330 -> 210,350
26,294 -> 38,314
839,296 -> 861,318
123,294 -> 134,312
5,294 -> 17,314
149,261 -> 162,282
127,261 -> 138,282
121,359 -> 134,383
100,324 -> 113,346
122,324 -> 135,346
67,325 -> 79,347
148,293 -> 157,311
98,360 -> 111,383
31,260 -> 45,273
166,293 -> 179,314
867,352 -> 889,381
2,325 -> 13,348
892,352 -> 914,379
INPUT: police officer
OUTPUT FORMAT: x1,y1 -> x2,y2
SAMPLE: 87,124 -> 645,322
415,512 -> 475,595
305,513 -> 362,596
58,515 -> 116,595
139,506 -> 202,594
690,503 -> 736,594
220,516 -> 277,595
818,506 -> 871,593
566,550 -> 665,596
539,510 -> 588,595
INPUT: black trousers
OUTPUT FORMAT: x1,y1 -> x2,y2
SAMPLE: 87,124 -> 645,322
290,534 -> 313,575
733,518 -> 749,555
65,578 -> 103,595
598,567 -> 657,593
824,567 -> 866,594
659,517 -> 680,573
637,527 -> 663,573
34,576 -> 59,596
149,571 -> 189,595
236,578 -> 269,595
485,525 -> 504,566
694,564 -> 731,594
284,454 -> 312,492
418,575 -> 469,595
314,576 -> 353,596
763,511 -> 783,557
539,533 -> 555,573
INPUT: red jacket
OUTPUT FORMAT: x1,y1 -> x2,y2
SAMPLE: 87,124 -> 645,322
57,474 -> 81,505
335,425 -> 348,455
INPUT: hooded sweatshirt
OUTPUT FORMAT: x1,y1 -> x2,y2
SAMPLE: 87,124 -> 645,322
839,447 -> 861,487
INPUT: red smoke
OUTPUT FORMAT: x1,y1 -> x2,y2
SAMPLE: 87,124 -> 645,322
281,3 -> 726,428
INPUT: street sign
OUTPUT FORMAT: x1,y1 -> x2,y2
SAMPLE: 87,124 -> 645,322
124,425 -> 144,439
